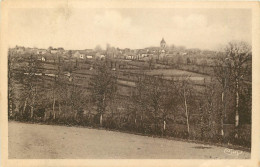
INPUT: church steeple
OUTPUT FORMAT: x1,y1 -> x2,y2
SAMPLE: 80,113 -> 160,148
160,38 -> 166,48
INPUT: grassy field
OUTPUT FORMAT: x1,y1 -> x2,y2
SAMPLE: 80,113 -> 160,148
143,69 -> 208,77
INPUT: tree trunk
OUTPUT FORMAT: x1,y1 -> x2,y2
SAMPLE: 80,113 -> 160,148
31,92 -> 36,119
74,112 -> 77,120
23,97 -> 28,115
154,107 -> 158,132
58,102 -> 61,116
184,89 -> 190,134
199,105 -> 204,139
235,81 -> 239,127
44,112 -> 47,121
31,105 -> 34,119
100,94 -> 106,127
100,114 -> 103,127
221,91 -> 225,136
53,96 -> 56,120
140,114 -> 143,127
235,78 -> 239,138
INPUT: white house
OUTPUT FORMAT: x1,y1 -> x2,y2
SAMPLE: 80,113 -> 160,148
41,56 -> 46,62
126,55 -> 134,60
86,55 -> 93,59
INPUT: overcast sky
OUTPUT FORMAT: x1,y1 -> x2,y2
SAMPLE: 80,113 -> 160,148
8,8 -> 251,50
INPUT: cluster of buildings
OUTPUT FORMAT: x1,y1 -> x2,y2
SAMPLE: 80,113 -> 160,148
11,38 -> 215,64
12,38 -> 171,59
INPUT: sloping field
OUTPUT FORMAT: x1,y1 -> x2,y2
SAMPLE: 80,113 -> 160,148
8,121 -> 250,159
144,69 -> 206,77
143,69 -> 210,81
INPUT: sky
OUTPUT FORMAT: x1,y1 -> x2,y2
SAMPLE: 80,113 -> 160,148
8,8 -> 251,50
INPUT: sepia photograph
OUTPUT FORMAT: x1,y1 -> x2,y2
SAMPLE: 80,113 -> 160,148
0,0 -> 259,166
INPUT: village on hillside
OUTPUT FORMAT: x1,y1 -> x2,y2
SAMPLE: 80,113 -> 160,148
8,38 -> 252,155
11,38 -> 218,67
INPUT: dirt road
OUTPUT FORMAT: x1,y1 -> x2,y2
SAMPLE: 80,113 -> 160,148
8,121 -> 250,159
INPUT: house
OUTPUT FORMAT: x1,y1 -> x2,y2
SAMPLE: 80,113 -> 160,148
73,51 -> 85,59
86,55 -> 93,59
125,55 -> 134,60
37,49 -> 47,55
50,49 -> 58,54
95,52 -> 106,59
100,55 -> 105,59
41,56 -> 46,62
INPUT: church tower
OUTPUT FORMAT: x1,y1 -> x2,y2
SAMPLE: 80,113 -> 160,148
160,38 -> 166,48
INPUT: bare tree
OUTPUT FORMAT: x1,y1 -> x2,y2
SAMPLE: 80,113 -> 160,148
224,41 -> 251,138
160,80 -> 178,135
48,46 -> 53,51
69,82 -> 89,121
147,57 -> 155,70
51,61 -> 62,120
177,56 -> 184,65
176,77 -> 192,136
89,60 -> 117,126
203,80 -> 222,139
213,53 -> 232,136
8,50 -> 17,118
140,75 -> 177,134
200,59 -> 208,73
132,73 -> 147,126
94,45 -> 102,52
22,55 -> 44,119
145,75 -> 164,133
